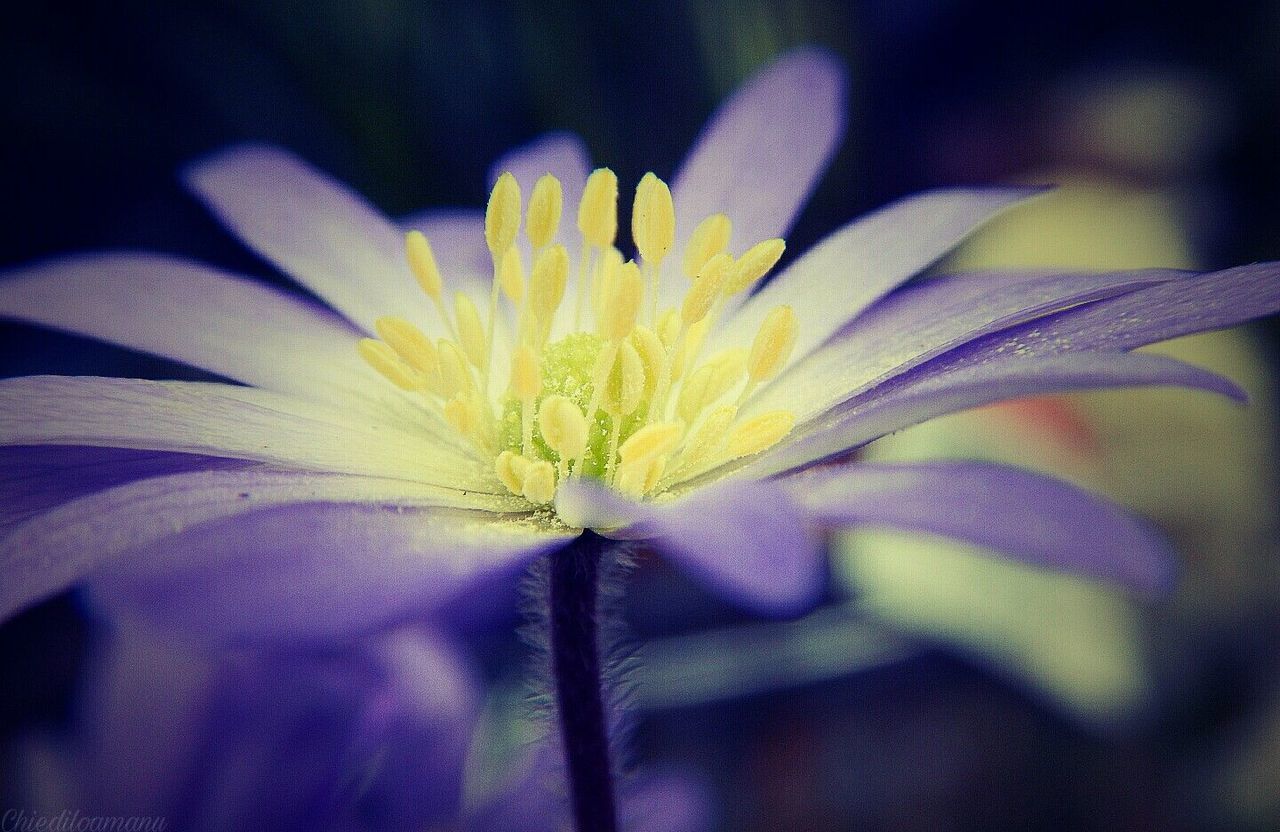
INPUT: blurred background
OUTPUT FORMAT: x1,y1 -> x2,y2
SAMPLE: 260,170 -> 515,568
2,1 -> 1279,829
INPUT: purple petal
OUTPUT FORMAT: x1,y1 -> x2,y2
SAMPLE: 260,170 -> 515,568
948,261 -> 1280,362
0,375 -> 485,486
713,187 -> 1044,365
184,144 -> 431,334
739,351 -> 1245,480
748,267 -> 1184,422
70,624 -> 479,828
621,769 -> 716,832
0,467 -> 526,627
0,446 -> 249,531
663,48 -> 847,311
89,500 -> 574,643
0,252 -> 379,404
789,461 -> 1176,593
557,479 -> 822,617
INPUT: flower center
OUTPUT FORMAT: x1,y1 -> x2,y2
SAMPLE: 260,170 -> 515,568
359,168 -> 798,506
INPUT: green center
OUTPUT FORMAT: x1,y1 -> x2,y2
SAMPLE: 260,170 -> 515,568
498,332 -> 648,479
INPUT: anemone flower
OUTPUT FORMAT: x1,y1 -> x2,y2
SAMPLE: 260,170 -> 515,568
2,48 -> 1279,831
13,623 -> 709,832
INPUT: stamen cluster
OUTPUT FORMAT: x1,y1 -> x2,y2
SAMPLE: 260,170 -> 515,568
360,167 -> 799,506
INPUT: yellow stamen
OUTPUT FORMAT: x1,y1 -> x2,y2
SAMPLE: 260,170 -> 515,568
405,230 -> 443,299
499,246 -> 526,305
618,421 -> 682,467
682,213 -> 732,278
528,244 -> 570,342
358,338 -> 421,391
453,292 -> 488,371
527,174 -> 563,249
676,348 -> 746,424
681,252 -> 733,326
374,317 -> 438,374
436,340 -> 473,398
485,172 -> 522,261
521,460 -> 557,504
599,260 -> 644,342
726,410 -> 795,458
725,238 -> 785,296
539,395 -> 588,476
577,168 -> 619,249
746,305 -> 797,385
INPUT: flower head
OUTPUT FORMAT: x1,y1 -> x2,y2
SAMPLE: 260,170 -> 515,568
2,48 -> 1279,640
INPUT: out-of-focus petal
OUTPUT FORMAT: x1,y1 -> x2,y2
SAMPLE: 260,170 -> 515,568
664,48 -> 846,311
713,187 -> 1042,364
791,461 -> 1175,593
0,446 -> 249,531
0,467 -> 524,625
731,351 -> 1245,481
557,478 -> 822,617
0,375 -> 484,485
89,501 -> 576,643
183,144 -> 430,333
747,267 -> 1184,421
0,253 -> 383,403
62,623 -> 481,829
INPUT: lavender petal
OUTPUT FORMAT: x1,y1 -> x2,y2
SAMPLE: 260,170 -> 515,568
748,267 -> 1185,422
736,351 -> 1246,480
664,48 -> 847,312
184,144 -> 431,334
88,500 -> 574,643
0,252 -> 380,404
0,467 -> 527,626
789,461 -> 1176,593
0,375 -> 486,486
557,478 -> 822,617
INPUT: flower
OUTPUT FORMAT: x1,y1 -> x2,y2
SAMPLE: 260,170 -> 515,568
1,48 -> 1278,641
12,623 -> 711,831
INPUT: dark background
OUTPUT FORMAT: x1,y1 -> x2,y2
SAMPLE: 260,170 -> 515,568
2,2 -> 1279,830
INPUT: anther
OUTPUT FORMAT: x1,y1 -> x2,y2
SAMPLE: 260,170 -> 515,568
495,450 -> 529,494
599,260 -> 644,342
726,410 -> 795,458
527,173 -> 563,249
485,172 -> 522,261
358,338 -> 421,391
578,168 -> 619,249
374,317 -> 438,374
746,305 -> 797,384
509,344 -> 541,400
725,238 -> 785,296
453,292 -> 488,370
597,341 -> 646,417
618,422 -> 682,467
539,395 -> 588,470
628,326 -> 665,400
436,340 -> 473,398
521,460 -> 557,504
676,348 -> 746,423
499,246 -> 526,305
529,244 -> 570,333
682,213 -> 732,278
632,173 -> 675,264
681,252 -> 733,325
405,231 -> 443,299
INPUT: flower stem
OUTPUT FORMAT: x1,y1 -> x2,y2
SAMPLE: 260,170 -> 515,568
549,531 -> 619,832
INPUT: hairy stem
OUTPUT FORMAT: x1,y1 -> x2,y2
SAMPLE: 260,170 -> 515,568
549,531 -> 618,832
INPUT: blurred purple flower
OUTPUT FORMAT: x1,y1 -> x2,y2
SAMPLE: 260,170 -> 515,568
1,47 -> 1279,642
13,624 -> 710,832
